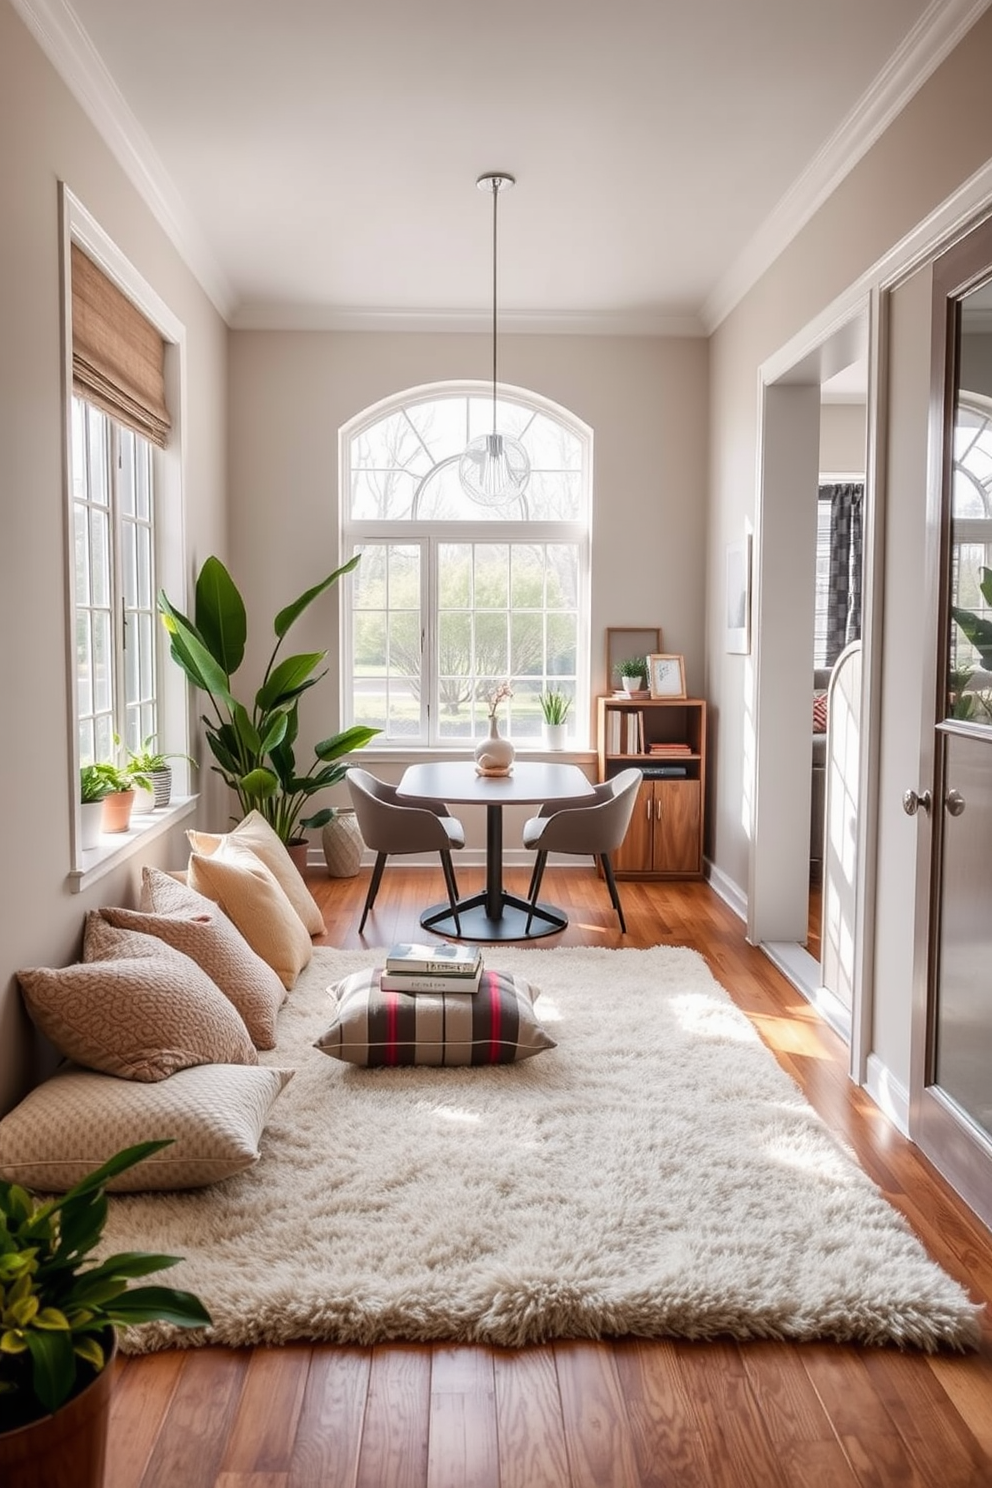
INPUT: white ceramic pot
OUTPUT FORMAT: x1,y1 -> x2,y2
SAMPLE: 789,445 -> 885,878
543,722 -> 568,751
79,801 -> 104,850
622,676 -> 644,695
474,716 -> 515,774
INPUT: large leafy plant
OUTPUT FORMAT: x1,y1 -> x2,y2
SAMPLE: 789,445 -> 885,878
950,565 -> 992,720
158,555 -> 379,843
0,1142 -> 210,1431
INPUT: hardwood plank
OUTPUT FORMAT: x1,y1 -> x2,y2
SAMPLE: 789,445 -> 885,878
221,1344 -> 311,1473
137,1347 -> 250,1488
215,1476 -> 288,1488
800,1345 -> 927,1487
426,1346 -> 499,1488
493,1345 -> 571,1488
554,1340 -> 642,1488
675,1340 -> 790,1488
861,1349 -> 989,1486
355,1345 -> 431,1488
105,1350 -> 185,1488
613,1338 -> 709,1488
288,1345 -> 370,1488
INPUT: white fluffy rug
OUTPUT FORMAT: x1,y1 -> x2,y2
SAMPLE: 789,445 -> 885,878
104,946 -> 981,1354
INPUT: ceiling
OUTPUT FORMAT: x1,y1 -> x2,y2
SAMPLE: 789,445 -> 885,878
12,0 -> 989,340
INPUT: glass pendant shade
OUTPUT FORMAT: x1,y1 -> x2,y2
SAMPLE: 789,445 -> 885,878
461,172 -> 531,507
459,431 -> 531,508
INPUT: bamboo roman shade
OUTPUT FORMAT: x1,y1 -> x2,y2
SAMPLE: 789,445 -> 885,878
70,244 -> 172,448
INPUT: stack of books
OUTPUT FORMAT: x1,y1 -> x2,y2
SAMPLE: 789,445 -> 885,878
379,941 -> 484,993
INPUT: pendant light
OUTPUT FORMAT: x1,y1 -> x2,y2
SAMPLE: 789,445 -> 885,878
459,172 -> 531,507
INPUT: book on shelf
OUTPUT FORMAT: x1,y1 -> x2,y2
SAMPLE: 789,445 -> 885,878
384,941 -> 482,975
378,965 -> 484,994
640,764 -> 689,778
647,742 -> 692,755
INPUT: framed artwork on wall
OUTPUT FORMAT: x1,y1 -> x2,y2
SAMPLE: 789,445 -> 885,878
606,627 -> 661,694
648,653 -> 687,698
726,535 -> 752,654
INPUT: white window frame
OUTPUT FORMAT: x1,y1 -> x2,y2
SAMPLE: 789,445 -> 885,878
340,382 -> 592,750
61,186 -> 195,886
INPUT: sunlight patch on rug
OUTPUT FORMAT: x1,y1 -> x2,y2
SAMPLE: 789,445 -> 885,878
102,945 -> 982,1354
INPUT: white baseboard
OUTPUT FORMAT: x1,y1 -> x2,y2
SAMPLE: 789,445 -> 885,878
704,859 -> 747,922
864,1054 -> 911,1137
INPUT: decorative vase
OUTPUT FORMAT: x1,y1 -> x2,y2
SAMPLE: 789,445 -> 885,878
0,1331 -> 116,1488
100,790 -> 135,834
149,766 -> 172,808
474,715 -> 515,775
321,809 -> 364,877
543,722 -> 568,752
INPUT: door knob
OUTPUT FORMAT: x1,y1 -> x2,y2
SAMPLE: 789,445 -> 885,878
902,788 -> 932,817
945,789 -> 966,817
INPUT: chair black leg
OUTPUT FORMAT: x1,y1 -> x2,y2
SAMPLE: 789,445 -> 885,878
359,852 -> 387,933
525,854 -> 542,903
439,851 -> 461,935
600,853 -> 627,934
526,851 -> 548,933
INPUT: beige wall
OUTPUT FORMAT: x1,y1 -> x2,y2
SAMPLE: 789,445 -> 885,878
820,403 -> 867,474
706,8 -> 992,1094
226,329 -> 710,807
0,1 -> 228,1113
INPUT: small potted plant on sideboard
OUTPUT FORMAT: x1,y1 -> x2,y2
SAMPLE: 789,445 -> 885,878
614,657 -> 647,695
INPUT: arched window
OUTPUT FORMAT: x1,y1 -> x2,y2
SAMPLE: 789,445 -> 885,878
341,383 -> 591,747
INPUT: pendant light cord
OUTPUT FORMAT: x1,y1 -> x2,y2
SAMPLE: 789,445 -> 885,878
491,178 -> 499,434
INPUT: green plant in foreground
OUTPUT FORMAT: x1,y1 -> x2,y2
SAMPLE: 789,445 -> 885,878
80,759 -> 151,798
538,690 -> 572,725
79,764 -> 113,805
120,734 -> 196,776
158,555 -> 380,844
0,1142 -> 211,1431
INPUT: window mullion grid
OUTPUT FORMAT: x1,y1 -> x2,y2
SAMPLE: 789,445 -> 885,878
108,422 -> 128,757
424,538 -> 437,746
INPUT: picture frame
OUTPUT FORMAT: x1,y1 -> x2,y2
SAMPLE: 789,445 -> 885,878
606,627 -> 661,694
726,535 -> 752,654
647,653 -> 686,699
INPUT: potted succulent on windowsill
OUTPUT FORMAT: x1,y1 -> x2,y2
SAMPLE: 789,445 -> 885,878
79,765 -> 112,851
539,689 -> 572,751
158,555 -> 380,854
614,656 -> 646,695
0,1141 -> 211,1488
121,736 -> 196,812
82,761 -> 151,835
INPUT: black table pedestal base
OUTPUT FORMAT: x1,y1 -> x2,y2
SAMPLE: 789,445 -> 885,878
420,891 -> 567,942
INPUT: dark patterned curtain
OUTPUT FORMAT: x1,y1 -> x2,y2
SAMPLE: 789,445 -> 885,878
822,482 -> 864,665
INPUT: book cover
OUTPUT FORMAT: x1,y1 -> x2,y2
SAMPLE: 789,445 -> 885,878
378,966 -> 483,994
385,941 -> 482,975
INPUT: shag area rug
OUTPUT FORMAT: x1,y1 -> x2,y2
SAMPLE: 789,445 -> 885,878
104,945 -> 982,1354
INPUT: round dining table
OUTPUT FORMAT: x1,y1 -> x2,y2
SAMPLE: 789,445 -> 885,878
397,760 -> 594,941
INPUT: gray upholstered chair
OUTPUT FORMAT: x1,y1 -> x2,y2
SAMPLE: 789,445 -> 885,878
346,767 -> 466,934
520,766 -> 642,933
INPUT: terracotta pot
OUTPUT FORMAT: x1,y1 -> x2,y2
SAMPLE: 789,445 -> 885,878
0,1332 -> 116,1488
100,790 -> 135,834
321,809 -> 364,877
286,838 -> 309,874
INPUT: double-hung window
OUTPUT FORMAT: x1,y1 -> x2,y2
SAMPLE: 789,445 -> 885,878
340,385 -> 591,747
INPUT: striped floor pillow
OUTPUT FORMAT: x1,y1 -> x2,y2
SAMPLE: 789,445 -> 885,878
314,966 -> 556,1067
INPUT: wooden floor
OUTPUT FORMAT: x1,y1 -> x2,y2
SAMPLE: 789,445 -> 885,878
107,867 -> 992,1488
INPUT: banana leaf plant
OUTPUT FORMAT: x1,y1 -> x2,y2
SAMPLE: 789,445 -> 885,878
951,564 -> 992,669
158,555 -> 379,843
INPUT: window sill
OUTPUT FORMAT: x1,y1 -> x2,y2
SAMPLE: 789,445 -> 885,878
68,796 -> 198,894
359,745 -> 597,766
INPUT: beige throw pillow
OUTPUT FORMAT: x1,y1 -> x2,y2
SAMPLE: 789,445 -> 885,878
18,939 -> 258,1082
187,838 -> 313,989
97,868 -> 287,1049
187,810 -> 325,935
0,1063 -> 293,1191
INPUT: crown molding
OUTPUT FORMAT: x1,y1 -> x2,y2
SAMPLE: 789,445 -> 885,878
701,0 -> 992,333
10,0 -> 235,320
227,304 -> 707,337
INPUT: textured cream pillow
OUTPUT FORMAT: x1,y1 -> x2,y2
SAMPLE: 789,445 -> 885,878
187,838 -> 313,989
187,810 -> 325,935
97,870 -> 287,1049
0,1063 -> 293,1191
18,937 -> 258,1082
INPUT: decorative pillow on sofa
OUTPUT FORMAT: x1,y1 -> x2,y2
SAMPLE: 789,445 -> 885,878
187,838 -> 313,990
98,868 -> 287,1049
0,1063 -> 293,1191
187,810 -> 325,936
18,935 -> 258,1082
813,691 -> 828,733
314,966 -> 556,1067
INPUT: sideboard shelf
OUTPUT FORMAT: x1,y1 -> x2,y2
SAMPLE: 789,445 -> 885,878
596,695 -> 707,879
